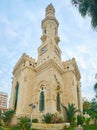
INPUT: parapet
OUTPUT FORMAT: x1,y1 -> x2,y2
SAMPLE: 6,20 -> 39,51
13,53 -> 36,75
62,58 -> 81,80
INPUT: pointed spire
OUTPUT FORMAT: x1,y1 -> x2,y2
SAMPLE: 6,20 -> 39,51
41,4 -> 59,42
46,3 -> 55,17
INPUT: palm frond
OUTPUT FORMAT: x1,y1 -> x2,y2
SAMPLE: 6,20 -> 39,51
94,83 -> 97,91
78,0 -> 90,17
71,0 -> 97,30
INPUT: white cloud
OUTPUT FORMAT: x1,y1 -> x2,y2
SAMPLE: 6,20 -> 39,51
0,15 -> 10,25
25,11 -> 38,23
6,27 -> 18,37
0,0 -> 97,102
77,57 -> 87,69
0,15 -> 18,38
76,45 -> 90,54
0,70 -> 3,74
0,46 -> 9,56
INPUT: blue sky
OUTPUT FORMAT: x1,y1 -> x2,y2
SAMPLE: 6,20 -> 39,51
0,0 -> 97,104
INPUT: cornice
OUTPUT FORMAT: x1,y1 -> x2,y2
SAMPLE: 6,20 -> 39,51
35,59 -> 64,75
42,17 -> 59,28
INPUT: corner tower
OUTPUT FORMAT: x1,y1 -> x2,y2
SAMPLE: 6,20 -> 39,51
37,4 -> 61,65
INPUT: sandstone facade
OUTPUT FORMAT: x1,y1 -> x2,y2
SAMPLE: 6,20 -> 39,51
9,4 -> 82,122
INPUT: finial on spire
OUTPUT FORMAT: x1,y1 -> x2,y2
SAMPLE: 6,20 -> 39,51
46,3 -> 55,17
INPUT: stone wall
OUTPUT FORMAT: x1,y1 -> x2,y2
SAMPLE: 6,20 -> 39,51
32,123 -> 70,130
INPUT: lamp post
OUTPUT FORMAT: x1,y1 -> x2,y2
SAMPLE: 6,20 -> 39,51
29,103 -> 36,129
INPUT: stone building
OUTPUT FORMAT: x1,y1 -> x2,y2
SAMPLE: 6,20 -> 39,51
0,91 -> 8,112
9,4 -> 82,122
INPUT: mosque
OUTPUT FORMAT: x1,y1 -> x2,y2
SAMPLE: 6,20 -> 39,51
9,4 -> 82,123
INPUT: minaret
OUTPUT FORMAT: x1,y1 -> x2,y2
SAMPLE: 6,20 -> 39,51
37,4 -> 61,66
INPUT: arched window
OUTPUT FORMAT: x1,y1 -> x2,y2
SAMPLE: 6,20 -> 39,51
14,82 -> 19,111
56,92 -> 61,111
39,91 -> 45,112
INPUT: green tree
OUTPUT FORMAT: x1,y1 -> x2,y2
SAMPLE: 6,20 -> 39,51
1,109 -> 15,126
94,83 -> 97,97
71,0 -> 97,30
62,103 -> 79,124
83,99 -> 91,114
84,98 -> 97,124
77,115 -> 84,126
0,110 -> 2,126
84,117 -> 91,126
18,116 -> 31,130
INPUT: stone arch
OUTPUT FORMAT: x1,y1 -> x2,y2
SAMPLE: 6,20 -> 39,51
38,81 -> 48,112
56,83 -> 62,92
38,80 -> 48,91
55,84 -> 62,112
14,82 -> 19,111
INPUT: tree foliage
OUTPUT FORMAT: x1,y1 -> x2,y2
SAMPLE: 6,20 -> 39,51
71,0 -> 97,30
1,109 -> 15,126
42,113 -> 64,124
77,115 -> 84,125
83,99 -> 91,113
94,83 -> 97,97
84,117 -> 91,126
83,98 -> 97,123
18,116 -> 31,130
43,113 -> 53,124
0,110 -> 2,126
62,103 -> 79,124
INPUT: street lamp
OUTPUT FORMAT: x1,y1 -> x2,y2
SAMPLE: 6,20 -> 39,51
29,103 -> 36,129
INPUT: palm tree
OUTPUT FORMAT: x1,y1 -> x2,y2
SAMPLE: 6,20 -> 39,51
1,109 -> 15,126
62,103 -> 79,124
94,83 -> 97,97
18,116 -> 31,130
71,0 -> 97,30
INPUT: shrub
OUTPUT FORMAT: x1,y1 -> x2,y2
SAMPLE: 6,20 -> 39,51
43,113 -> 64,124
18,116 -> 31,130
52,113 -> 64,123
57,116 -> 64,123
43,113 -> 53,124
32,118 -> 38,123
0,127 -> 3,130
0,121 -> 2,126
84,117 -> 91,126
71,116 -> 77,127
62,103 -> 79,125
77,115 -> 84,126
1,109 -> 15,126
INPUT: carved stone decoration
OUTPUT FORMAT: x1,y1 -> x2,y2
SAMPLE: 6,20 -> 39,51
40,35 -> 47,42
9,4 -> 82,125
55,36 -> 60,44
